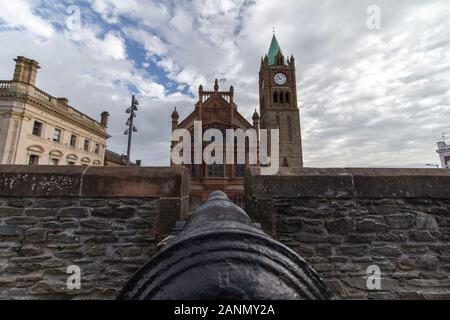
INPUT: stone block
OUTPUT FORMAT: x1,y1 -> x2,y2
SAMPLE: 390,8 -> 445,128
370,246 -> 402,258
375,232 -> 408,242
0,225 -> 22,237
83,235 -> 118,244
41,221 -> 79,229
6,198 -> 33,208
47,233 -> 80,244
85,244 -> 108,257
116,246 -> 143,257
55,250 -> 84,259
292,245 -> 315,257
356,219 -> 387,232
33,199 -> 76,208
396,256 -> 415,271
417,255 -> 439,271
24,208 -> 58,217
24,228 -> 47,243
346,233 -> 375,243
91,207 -> 136,219
80,219 -> 111,230
18,246 -> 44,257
277,218 -> 303,233
385,214 -> 415,229
4,216 -> 36,225
0,207 -> 24,217
317,245 -> 332,256
326,218 -> 354,234
79,199 -> 108,207
59,207 -> 89,218
401,244 -> 429,254
339,245 -> 369,256
416,213 -> 439,230
126,219 -> 153,230
294,232 -> 327,243
408,230 -> 436,242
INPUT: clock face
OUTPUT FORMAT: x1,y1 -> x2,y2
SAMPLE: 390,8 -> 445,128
274,73 -> 287,85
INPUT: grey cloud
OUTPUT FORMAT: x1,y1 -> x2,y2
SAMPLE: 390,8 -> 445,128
1,0 -> 449,168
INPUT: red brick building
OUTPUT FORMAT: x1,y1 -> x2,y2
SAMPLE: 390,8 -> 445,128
171,34 -> 303,210
171,79 -> 258,210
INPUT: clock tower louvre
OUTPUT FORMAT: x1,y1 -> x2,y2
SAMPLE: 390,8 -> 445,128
259,34 -> 304,168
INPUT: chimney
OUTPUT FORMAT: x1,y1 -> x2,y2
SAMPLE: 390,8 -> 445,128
100,111 -> 110,128
57,97 -> 69,105
13,56 -> 40,86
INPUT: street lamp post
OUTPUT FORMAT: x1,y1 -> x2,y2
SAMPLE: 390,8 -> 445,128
124,95 -> 139,166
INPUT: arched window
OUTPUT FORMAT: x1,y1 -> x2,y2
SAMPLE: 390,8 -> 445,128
280,92 -> 284,103
81,157 -> 91,166
285,92 -> 290,103
49,150 -> 63,158
67,154 -> 78,166
27,145 -> 44,153
287,116 -> 293,142
27,145 -> 44,165
49,150 -> 63,166
273,92 -> 278,103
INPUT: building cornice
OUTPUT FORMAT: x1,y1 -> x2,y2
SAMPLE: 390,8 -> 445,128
0,86 -> 110,139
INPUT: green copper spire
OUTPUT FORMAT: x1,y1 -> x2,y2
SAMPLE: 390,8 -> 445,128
267,33 -> 286,66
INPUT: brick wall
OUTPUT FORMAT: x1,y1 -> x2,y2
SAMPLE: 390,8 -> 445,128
245,167 -> 450,299
0,166 -> 189,299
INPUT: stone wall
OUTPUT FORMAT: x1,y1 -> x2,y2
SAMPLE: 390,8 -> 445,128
245,167 -> 450,300
2,165 -> 450,300
0,166 -> 189,299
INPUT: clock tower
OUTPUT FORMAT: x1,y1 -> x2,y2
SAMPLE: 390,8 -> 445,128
259,34 -> 303,167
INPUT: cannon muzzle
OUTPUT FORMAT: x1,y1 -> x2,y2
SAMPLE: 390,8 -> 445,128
118,191 -> 330,300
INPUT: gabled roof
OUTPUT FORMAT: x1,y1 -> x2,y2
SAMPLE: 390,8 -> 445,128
178,107 -> 253,131
177,80 -> 254,130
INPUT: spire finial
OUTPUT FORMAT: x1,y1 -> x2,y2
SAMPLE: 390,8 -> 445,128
273,27 -> 275,35
252,108 -> 260,121
171,106 -> 179,120
214,79 -> 219,92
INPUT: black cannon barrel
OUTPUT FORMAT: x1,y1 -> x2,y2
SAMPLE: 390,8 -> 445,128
118,191 -> 330,300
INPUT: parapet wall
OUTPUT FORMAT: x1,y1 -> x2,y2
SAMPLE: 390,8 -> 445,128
245,168 -> 450,300
0,166 -> 189,299
2,165 -> 449,300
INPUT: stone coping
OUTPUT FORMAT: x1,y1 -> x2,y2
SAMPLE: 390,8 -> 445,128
0,166 -> 190,198
246,167 -> 450,199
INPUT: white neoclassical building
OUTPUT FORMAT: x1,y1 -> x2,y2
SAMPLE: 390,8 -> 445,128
436,141 -> 450,169
0,57 -> 110,166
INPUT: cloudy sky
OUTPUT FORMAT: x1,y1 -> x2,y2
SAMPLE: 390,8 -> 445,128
0,0 -> 449,167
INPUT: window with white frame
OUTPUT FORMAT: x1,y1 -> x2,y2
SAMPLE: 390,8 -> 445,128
32,121 -> 43,137
53,128 -> 62,143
